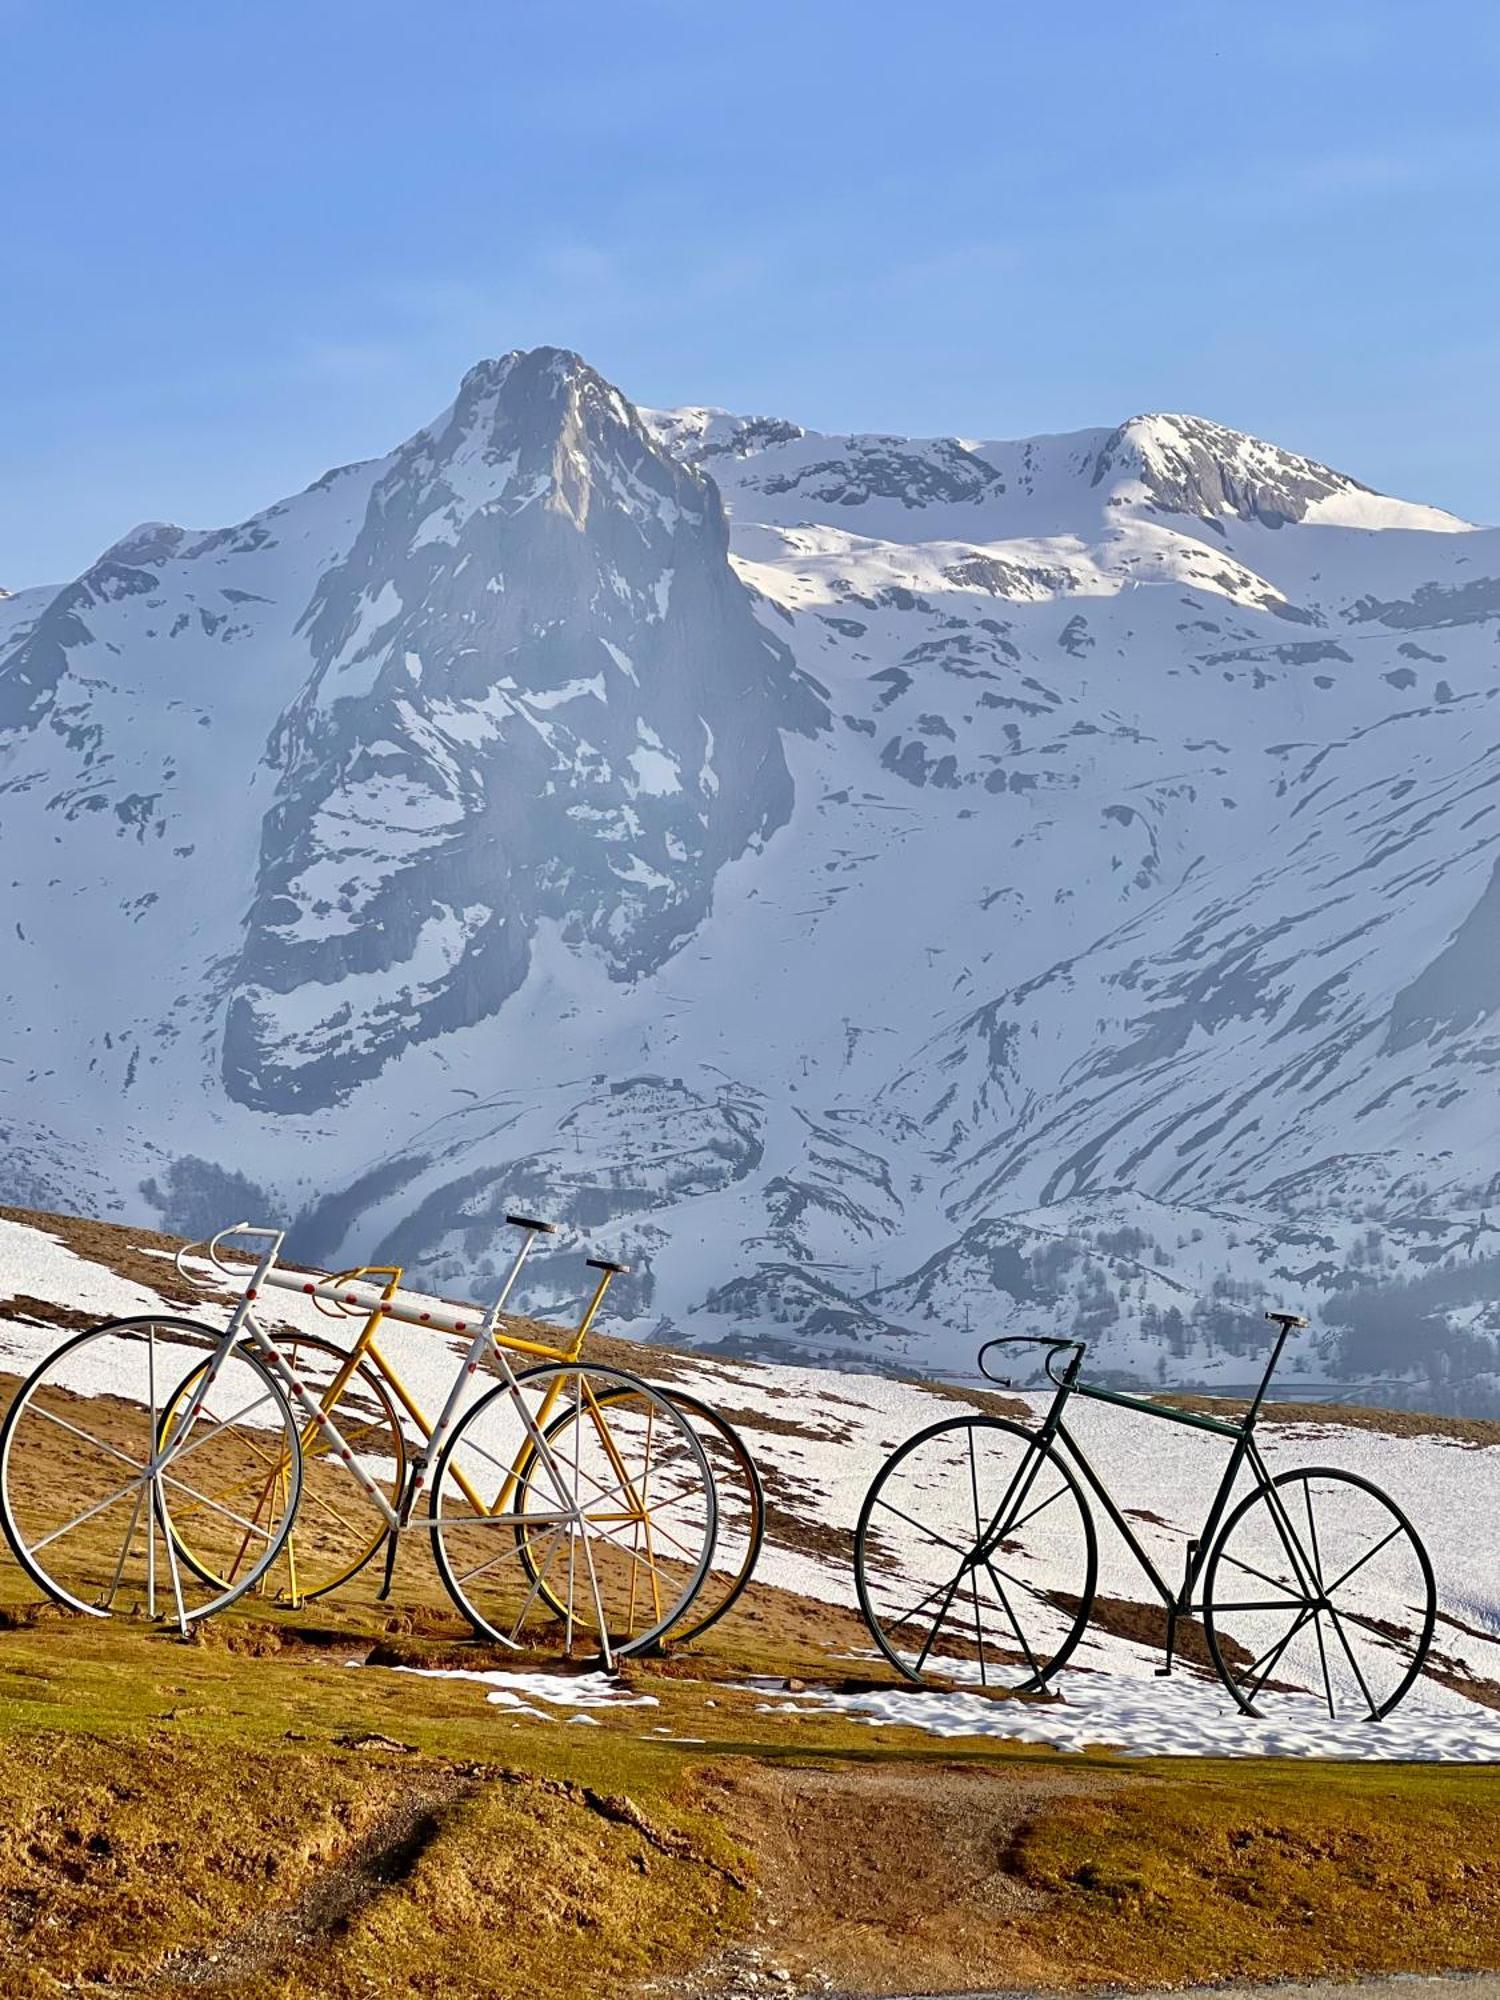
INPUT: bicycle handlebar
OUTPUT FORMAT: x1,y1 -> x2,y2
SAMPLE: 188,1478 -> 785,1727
977,1336 -> 1085,1388
172,1221 -> 282,1285
206,1222 -> 284,1275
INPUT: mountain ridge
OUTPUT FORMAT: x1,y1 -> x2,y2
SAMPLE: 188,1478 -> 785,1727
2,346 -> 1497,1408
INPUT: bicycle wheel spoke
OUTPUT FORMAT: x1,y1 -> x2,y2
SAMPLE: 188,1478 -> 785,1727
102,1482 -> 150,1610
586,1507 -> 699,1565
509,1522 -> 570,1629
27,1402 -> 147,1476
997,1480 -> 1071,1541
1324,1522 -> 1403,1599
1323,1599 -> 1380,1716
1302,1481 -> 1325,1588
887,1565 -> 973,1638
871,1493 -> 968,1558
1208,1596 -> 1311,1613
523,1442 -> 636,1515
294,1476 -> 381,1541
985,1551 -> 1069,1613
1208,1547 -> 1300,1597
449,1532 -> 531,1589
31,1468 -> 151,1553
979,1559 -> 1044,1680
156,1483 -> 190,1632
159,1470 -> 279,1545
188,1403 -> 285,1474
1243,1601 -> 1316,1703
1312,1608 -> 1336,1718
164,1386 -> 285,1470
913,1568 -> 966,1676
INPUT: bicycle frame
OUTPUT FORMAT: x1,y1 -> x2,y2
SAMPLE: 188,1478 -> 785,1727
175,1220 -> 626,1660
1009,1315 -> 1306,1671
257,1252 -> 622,1522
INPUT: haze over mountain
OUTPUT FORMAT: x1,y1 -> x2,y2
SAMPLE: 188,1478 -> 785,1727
2,348 -> 1497,1407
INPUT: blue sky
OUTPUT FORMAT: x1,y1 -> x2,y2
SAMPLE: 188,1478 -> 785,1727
4,0 -> 1498,581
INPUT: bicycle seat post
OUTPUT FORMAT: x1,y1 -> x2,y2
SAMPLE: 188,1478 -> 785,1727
1246,1309 -> 1310,1426
571,1257 -> 630,1354
488,1214 -> 559,1321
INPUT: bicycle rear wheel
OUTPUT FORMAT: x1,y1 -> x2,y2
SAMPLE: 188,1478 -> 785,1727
517,1383 -> 764,1648
429,1363 -> 717,1658
1203,1467 -> 1436,1720
854,1414 -> 1096,1689
0,1316 -> 302,1624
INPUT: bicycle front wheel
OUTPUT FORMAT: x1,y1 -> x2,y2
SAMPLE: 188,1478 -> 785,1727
1204,1466 -> 1436,1720
429,1364 -> 717,1658
854,1415 -> 1097,1690
0,1316 -> 302,1624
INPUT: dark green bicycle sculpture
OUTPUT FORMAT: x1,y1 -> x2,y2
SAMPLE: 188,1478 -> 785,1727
853,1311 -> 1436,1719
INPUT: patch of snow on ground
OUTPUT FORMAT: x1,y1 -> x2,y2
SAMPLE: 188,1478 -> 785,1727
392,1665 -> 658,1719
744,1676 -> 1500,1762
0,1217 -> 177,1377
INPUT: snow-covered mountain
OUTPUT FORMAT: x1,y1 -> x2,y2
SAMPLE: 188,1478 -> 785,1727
2,348 -> 1497,1406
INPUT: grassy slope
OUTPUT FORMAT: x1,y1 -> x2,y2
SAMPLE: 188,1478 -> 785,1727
3,1535 -> 1499,1997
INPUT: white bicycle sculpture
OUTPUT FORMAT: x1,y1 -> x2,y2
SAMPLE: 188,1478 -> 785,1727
0,1219 -> 717,1663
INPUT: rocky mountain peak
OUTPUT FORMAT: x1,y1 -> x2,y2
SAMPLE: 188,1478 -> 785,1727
645,407 -> 808,467
1090,411 -> 1376,529
220,350 -> 826,1113
98,521 -> 188,568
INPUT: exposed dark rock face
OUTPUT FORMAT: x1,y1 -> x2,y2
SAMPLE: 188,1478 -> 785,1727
221,349 -> 827,1110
